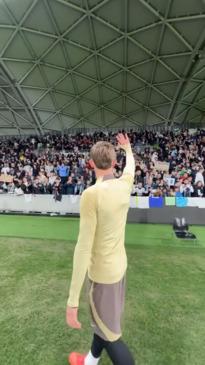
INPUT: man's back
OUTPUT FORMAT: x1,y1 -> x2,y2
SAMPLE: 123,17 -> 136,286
67,135 -> 136,365
67,140 -> 135,308
88,175 -> 132,284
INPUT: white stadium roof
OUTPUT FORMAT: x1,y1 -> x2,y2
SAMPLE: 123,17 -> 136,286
0,0 -> 205,135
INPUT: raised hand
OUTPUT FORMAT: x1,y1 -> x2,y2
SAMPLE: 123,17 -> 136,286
116,133 -> 130,150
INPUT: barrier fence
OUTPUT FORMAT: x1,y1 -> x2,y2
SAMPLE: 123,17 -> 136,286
0,194 -> 80,214
0,194 -> 205,224
130,196 -> 205,209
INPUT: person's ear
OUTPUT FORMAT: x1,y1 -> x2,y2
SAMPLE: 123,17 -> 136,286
112,160 -> 117,167
89,159 -> 95,169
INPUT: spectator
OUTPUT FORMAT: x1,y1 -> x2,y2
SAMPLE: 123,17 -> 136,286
0,129 -> 204,197
57,161 -> 70,194
195,168 -> 204,185
1,163 -> 10,175
180,180 -> 194,197
132,182 -> 146,196
193,181 -> 204,197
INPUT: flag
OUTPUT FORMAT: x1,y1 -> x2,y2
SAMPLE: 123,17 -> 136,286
136,197 -> 149,209
176,196 -> 188,207
149,196 -> 163,208
165,197 -> 175,206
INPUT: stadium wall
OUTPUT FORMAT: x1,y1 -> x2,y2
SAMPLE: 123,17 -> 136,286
127,207 -> 205,225
0,194 -> 205,224
0,194 -> 80,214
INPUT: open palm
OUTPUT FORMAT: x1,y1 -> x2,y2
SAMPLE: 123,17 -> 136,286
116,133 -> 130,149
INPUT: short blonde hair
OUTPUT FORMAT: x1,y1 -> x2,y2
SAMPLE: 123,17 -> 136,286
90,141 -> 116,170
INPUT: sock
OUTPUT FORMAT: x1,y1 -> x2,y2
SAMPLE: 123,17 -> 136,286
85,350 -> 100,365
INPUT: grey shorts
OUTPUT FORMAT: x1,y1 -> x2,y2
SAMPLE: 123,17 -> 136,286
88,276 -> 126,342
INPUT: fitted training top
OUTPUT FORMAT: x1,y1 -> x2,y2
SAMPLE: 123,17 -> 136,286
67,145 -> 135,307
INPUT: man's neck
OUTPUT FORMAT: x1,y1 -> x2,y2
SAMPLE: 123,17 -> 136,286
95,168 -> 114,179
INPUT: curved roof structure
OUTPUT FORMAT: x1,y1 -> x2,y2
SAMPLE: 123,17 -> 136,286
0,0 -> 205,135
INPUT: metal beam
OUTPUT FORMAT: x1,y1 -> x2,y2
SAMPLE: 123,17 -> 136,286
0,0 -> 39,57
175,81 -> 205,122
1,92 -> 21,134
128,21 -> 162,36
167,26 -> 205,125
0,61 -> 43,134
2,27 -> 173,109
0,0 -> 204,131
122,0 -> 128,124
56,0 -> 111,14
84,0 -> 106,124
4,3 -> 182,106
90,12 -> 183,79
23,49 -> 168,119
144,0 -> 172,126
137,0 -> 193,52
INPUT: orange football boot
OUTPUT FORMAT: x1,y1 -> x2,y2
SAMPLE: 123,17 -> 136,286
68,352 -> 87,365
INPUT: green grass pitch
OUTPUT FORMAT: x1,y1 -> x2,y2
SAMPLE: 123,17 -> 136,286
0,215 -> 205,365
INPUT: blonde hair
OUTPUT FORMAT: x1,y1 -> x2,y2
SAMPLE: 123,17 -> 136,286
90,141 -> 116,170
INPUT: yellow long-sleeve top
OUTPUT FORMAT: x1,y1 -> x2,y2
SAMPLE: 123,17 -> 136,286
67,145 -> 135,307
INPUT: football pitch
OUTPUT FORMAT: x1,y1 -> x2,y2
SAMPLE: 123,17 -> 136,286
0,215 -> 205,365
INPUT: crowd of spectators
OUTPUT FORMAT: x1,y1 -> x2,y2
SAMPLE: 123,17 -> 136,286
0,129 -> 205,198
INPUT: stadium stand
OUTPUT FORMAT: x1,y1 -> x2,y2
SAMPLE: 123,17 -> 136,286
0,128 -> 205,197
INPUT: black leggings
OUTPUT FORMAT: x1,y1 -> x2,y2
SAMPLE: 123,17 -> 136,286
91,333 -> 135,365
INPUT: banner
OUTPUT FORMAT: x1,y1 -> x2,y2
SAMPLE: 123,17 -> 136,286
165,197 -> 175,206
149,197 -> 163,208
154,161 -> 169,172
0,174 -> 13,182
176,196 -> 188,207
136,197 -> 149,209
165,177 -> 175,186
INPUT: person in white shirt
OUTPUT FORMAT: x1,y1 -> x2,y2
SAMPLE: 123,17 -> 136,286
195,168 -> 204,185
180,180 -> 194,197
15,186 -> 24,195
151,152 -> 158,164
48,172 -> 57,186
1,163 -> 10,175
45,162 -> 54,174
24,163 -> 33,175
135,182 -> 146,196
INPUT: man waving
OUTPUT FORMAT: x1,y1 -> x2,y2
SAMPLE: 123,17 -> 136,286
66,133 -> 135,365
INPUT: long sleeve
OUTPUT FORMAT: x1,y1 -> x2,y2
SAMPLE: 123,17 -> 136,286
120,144 -> 135,188
67,189 -> 97,307
123,144 -> 135,177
